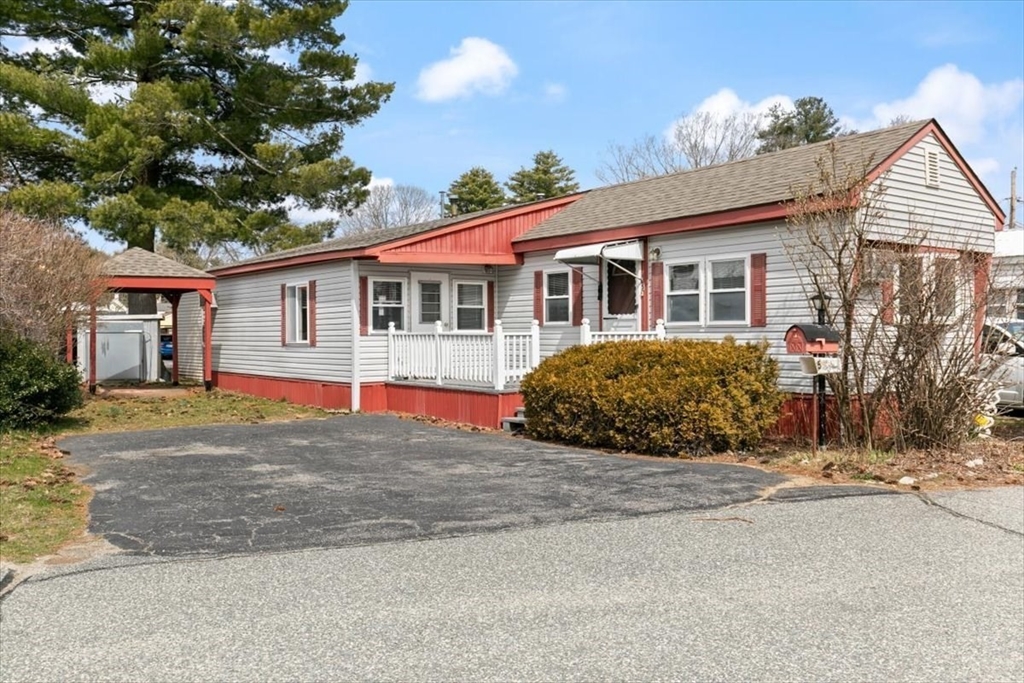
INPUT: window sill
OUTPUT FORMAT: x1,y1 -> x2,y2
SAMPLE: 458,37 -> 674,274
285,341 -> 311,347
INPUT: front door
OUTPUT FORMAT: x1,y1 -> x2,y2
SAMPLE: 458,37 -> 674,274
411,272 -> 450,333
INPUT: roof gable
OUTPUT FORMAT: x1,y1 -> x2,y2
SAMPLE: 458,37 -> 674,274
103,248 -> 212,279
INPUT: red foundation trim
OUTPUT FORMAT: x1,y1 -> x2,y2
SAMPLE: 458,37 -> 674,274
382,384 -> 523,430
212,371 -> 352,410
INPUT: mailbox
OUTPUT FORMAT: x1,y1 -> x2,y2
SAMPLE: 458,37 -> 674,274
785,324 -> 840,355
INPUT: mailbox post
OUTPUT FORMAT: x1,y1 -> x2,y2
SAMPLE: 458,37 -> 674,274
785,322 -> 841,447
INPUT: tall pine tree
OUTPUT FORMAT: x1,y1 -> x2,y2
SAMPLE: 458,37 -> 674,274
0,0 -> 393,311
446,167 -> 505,215
506,150 -> 579,203
756,97 -> 844,154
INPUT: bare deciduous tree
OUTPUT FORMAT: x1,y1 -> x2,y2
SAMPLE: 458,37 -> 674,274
596,111 -> 762,184
783,142 -> 1005,451
343,184 -> 438,234
0,210 -> 109,350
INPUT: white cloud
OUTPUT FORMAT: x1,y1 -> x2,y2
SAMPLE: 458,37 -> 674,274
89,82 -> 134,104
415,37 -> 518,102
3,36 -> 62,55
842,64 -> 1023,145
691,88 -> 792,119
368,176 -> 393,189
351,62 -> 373,86
287,176 -> 392,225
969,157 -> 1000,178
543,82 -> 567,103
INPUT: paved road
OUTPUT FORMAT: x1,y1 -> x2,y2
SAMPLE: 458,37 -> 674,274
2,489 -> 1022,682
57,415 -> 788,556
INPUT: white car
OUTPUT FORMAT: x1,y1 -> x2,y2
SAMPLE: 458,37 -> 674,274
983,322 -> 1024,410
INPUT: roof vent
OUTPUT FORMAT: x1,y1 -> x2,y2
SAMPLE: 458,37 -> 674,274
924,149 -> 940,188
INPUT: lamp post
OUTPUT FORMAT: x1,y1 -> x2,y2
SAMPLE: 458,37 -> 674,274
810,293 -> 832,447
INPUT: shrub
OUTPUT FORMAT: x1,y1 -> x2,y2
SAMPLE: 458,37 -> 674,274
0,334 -> 83,429
520,338 -> 784,456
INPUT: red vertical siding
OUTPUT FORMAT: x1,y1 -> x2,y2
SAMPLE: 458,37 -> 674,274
212,371 -> 352,410
383,385 -> 523,429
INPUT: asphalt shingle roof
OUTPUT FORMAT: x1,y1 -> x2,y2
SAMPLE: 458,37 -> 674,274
513,120 -> 930,243
103,248 -> 213,279
209,204 -> 519,272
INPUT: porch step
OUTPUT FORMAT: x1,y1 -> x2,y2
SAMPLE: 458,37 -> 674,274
502,415 -> 527,434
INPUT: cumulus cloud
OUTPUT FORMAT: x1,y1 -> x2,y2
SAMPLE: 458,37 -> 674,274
3,36 -> 62,55
690,88 -> 792,119
416,37 -> 518,102
841,64 -> 1023,145
351,61 -> 373,86
543,82 -> 567,103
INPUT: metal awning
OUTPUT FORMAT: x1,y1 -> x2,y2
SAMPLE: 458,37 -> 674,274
553,240 -> 643,266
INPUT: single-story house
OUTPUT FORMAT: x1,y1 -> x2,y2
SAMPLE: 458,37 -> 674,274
175,119 -> 1005,430
990,228 -> 1023,321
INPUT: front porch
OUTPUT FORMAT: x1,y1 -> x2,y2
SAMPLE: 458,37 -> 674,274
386,318 -> 667,391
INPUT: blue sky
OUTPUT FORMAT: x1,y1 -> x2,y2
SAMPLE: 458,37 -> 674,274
20,0 -> 1024,250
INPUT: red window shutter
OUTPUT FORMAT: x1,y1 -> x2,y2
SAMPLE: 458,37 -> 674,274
750,253 -> 767,327
650,261 -> 664,325
487,281 -> 495,332
308,280 -> 317,347
533,270 -> 544,326
571,269 -> 583,326
280,284 -> 287,346
359,276 -> 369,336
880,279 -> 895,325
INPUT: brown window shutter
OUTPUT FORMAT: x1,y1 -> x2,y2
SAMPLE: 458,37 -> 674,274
650,261 -> 664,325
359,276 -> 369,335
308,280 -> 317,347
280,283 -> 287,346
750,253 -> 767,327
880,279 -> 895,325
533,270 -> 544,326
487,281 -> 495,332
571,269 -> 583,326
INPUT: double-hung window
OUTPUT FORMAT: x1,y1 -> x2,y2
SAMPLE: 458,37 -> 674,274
455,282 -> 487,331
666,262 -> 700,323
371,279 -> 405,332
286,283 -> 309,343
708,258 -> 748,323
545,271 -> 570,324
895,252 -> 965,323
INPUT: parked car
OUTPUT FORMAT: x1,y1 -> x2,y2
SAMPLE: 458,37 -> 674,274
982,322 -> 1024,410
160,334 -> 173,361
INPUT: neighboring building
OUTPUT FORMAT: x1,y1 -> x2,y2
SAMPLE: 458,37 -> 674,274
176,119 -> 1004,430
991,228 -> 1023,321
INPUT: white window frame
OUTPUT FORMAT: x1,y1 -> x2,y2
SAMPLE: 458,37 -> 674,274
663,260 -> 702,326
285,281 -> 310,345
544,270 -> 572,325
369,277 -> 407,333
705,255 -> 750,326
453,280 -> 488,332
603,259 -> 640,319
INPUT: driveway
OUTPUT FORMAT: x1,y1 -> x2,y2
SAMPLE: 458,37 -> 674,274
59,414 -> 795,557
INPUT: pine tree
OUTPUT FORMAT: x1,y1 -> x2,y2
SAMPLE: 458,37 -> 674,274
446,167 -> 506,215
0,1 -> 394,287
756,97 -> 843,154
506,150 -> 580,203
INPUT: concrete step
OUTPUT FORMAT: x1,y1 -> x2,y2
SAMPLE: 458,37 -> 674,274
502,415 -> 527,434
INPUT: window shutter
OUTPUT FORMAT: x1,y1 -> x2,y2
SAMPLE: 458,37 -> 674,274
308,280 -> 317,347
571,269 -> 583,326
880,279 -> 895,325
487,281 -> 495,332
533,270 -> 544,326
750,253 -> 767,327
280,284 -> 287,346
359,276 -> 369,335
650,261 -> 664,325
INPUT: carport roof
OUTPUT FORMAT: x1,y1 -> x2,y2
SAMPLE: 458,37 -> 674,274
102,248 -> 216,293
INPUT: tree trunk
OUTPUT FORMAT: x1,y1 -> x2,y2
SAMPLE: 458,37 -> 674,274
126,228 -> 157,314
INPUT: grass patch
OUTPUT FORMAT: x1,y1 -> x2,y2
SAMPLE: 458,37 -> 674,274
0,389 -> 330,563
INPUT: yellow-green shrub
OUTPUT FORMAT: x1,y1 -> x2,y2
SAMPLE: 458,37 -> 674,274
520,338 -> 783,456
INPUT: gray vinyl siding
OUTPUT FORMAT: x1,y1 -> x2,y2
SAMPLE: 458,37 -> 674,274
207,262 -> 353,383
358,262 -> 494,382
650,221 -> 811,392
496,251 -> 600,359
176,292 -> 205,382
871,133 -> 995,253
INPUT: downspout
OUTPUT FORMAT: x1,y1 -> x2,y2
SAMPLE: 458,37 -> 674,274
349,259 -> 361,412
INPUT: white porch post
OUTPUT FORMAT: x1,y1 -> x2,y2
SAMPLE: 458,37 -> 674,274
387,322 -> 396,380
656,318 -> 666,340
493,319 -> 505,391
434,320 -> 444,386
580,317 -> 591,346
530,319 -> 541,368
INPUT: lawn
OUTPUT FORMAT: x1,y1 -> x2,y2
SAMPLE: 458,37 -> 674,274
0,389 -> 328,564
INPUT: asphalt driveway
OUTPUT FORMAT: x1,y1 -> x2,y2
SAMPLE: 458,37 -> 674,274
58,414 -> 794,557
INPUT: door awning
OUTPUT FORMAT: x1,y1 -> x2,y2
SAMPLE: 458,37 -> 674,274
553,240 -> 643,266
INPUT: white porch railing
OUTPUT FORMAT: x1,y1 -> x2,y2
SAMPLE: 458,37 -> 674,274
388,320 -> 541,391
580,318 -> 666,345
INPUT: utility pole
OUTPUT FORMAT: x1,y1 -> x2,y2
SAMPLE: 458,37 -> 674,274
1010,167 -> 1017,229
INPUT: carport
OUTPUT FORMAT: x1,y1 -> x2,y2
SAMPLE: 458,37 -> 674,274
82,248 -> 216,393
